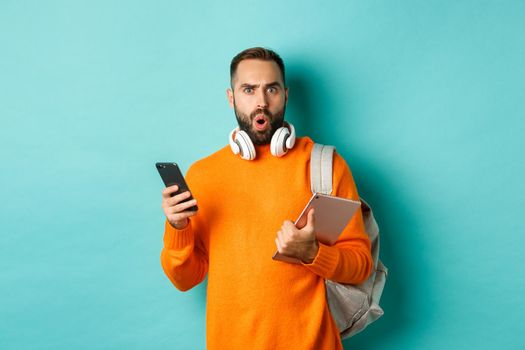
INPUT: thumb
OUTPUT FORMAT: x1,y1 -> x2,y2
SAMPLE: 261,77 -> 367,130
303,208 -> 315,231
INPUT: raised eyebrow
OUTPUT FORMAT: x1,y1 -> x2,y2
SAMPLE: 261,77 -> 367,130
239,82 -> 283,89
240,83 -> 257,89
264,82 -> 283,89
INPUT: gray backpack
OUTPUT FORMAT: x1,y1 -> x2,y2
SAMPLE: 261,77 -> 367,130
310,143 -> 388,339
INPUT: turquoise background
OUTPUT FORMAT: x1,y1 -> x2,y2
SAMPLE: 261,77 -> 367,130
1,1 -> 524,349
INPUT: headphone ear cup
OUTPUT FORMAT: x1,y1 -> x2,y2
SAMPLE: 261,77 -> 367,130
270,126 -> 290,157
235,129 -> 256,160
285,122 -> 296,150
229,128 -> 241,154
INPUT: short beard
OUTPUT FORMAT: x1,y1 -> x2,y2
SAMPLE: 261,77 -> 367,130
233,101 -> 286,145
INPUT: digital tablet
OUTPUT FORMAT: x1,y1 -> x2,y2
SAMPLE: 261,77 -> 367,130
272,193 -> 361,264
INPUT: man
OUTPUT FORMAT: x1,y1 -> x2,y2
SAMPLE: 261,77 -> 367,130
160,47 -> 373,349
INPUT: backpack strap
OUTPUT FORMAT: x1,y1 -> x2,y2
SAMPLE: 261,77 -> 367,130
310,143 -> 336,195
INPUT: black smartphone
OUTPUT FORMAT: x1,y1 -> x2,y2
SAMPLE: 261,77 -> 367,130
156,162 -> 198,212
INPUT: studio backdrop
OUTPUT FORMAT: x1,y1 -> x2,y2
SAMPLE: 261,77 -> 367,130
1,1 -> 524,349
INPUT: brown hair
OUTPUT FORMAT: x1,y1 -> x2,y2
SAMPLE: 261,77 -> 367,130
230,47 -> 286,87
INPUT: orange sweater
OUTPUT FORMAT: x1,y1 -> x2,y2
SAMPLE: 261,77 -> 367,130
161,137 -> 373,350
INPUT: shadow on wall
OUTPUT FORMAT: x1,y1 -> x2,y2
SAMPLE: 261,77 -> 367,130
286,58 -> 432,349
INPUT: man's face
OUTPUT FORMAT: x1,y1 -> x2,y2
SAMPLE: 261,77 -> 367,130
227,59 -> 288,145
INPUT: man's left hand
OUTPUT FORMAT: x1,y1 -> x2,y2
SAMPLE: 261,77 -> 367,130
275,208 -> 319,264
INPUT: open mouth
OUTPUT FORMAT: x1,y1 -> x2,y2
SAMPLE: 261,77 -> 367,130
253,114 -> 269,131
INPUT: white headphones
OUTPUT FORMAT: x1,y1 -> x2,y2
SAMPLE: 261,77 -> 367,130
229,122 -> 296,160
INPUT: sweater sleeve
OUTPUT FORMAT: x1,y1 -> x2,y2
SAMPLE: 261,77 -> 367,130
302,152 -> 374,284
160,218 -> 209,291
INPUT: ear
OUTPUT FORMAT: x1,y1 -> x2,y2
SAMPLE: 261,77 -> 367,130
226,88 -> 234,108
284,87 -> 289,105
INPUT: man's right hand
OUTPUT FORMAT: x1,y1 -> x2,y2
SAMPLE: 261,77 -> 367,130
161,185 -> 198,230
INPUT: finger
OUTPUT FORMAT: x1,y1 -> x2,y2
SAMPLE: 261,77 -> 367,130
277,231 -> 287,246
275,237 -> 283,253
282,220 -> 295,230
162,185 -> 179,198
282,222 -> 300,239
167,191 -> 192,206
304,208 -> 316,230
168,210 -> 197,223
171,199 -> 198,213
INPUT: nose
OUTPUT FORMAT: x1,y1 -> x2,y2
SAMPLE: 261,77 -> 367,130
256,89 -> 268,109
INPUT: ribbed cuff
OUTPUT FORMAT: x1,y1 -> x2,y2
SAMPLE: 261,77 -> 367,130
302,242 -> 340,278
163,219 -> 194,250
